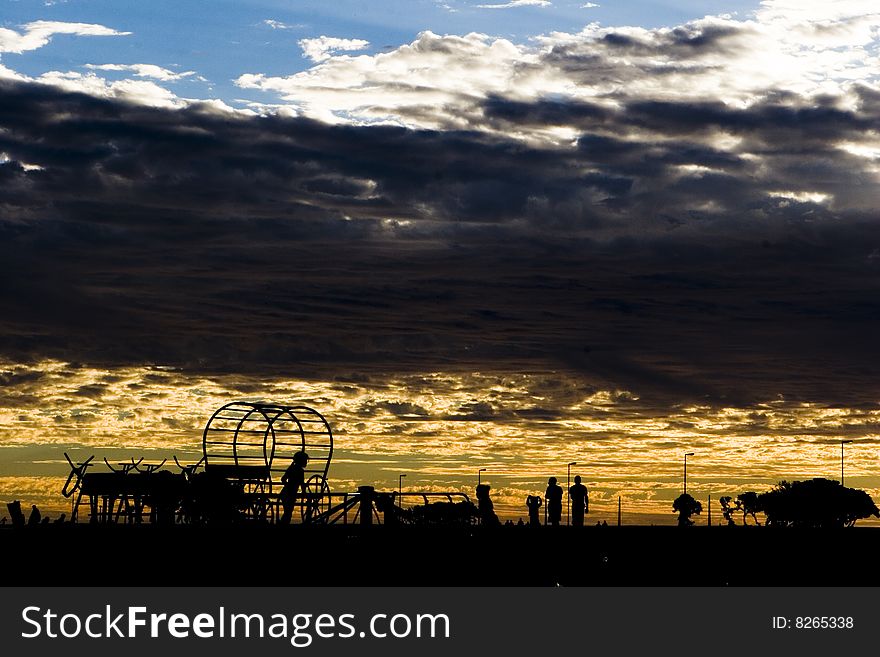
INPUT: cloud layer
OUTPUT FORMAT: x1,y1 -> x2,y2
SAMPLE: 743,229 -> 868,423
1,2 -> 880,410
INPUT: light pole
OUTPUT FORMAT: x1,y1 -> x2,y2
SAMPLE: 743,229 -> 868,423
478,468 -> 487,487
398,473 -> 406,508
683,452 -> 694,495
841,440 -> 853,486
567,461 -> 577,526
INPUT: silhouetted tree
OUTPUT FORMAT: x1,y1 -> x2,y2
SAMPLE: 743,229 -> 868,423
736,491 -> 761,526
758,478 -> 879,528
719,496 -> 736,525
673,493 -> 702,526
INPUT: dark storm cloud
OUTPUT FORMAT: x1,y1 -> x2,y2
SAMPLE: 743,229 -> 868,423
2,76 -> 880,406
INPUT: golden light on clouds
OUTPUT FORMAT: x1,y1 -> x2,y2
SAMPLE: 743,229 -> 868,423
2,360 -> 879,524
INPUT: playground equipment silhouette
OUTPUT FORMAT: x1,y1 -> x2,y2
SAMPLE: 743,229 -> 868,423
61,401 -> 478,527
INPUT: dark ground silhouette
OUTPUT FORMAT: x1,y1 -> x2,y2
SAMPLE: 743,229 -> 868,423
3,523 -> 880,586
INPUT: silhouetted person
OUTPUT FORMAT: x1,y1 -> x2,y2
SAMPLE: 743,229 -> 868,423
279,451 -> 309,525
54,513 -> 66,524
526,495 -> 543,526
517,518 -> 524,526
28,504 -> 41,526
569,475 -> 588,526
545,477 -> 562,526
601,520 -> 608,527
476,484 -> 500,527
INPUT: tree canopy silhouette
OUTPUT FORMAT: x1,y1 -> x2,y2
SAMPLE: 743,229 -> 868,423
736,491 -> 761,526
758,478 -> 879,528
672,493 -> 702,526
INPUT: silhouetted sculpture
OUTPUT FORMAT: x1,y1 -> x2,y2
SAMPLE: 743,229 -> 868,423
526,494 -> 542,526
672,493 -> 702,526
411,501 -> 478,526
736,491 -> 761,525
375,492 -> 403,525
28,504 -> 41,526
569,475 -> 588,526
476,484 -> 500,527
758,478 -> 879,528
279,451 -> 309,525
546,477 -> 563,526
6,501 -> 24,528
184,470 -> 246,525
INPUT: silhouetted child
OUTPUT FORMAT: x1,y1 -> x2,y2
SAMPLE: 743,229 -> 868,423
569,475 -> 588,527
476,484 -> 500,527
279,451 -> 309,525
545,477 -> 562,526
28,504 -> 41,526
526,494 -> 543,526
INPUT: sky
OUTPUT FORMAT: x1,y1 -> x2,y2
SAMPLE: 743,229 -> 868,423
3,0 -> 880,523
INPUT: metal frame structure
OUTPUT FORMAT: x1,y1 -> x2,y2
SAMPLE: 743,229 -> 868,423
202,401 -> 333,521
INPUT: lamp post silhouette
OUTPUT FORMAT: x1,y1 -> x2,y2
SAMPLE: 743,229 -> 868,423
567,461 -> 577,525
398,473 -> 406,508
478,468 -> 487,486
841,440 -> 853,486
683,452 -> 694,495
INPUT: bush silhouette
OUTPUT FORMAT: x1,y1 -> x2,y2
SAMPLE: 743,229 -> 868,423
673,493 -> 702,526
758,478 -> 879,528
736,491 -> 761,526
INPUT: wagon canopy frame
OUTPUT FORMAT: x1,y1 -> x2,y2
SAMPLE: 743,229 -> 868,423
202,401 -> 332,487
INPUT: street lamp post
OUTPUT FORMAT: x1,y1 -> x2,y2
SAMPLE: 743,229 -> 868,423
478,468 -> 487,487
567,461 -> 577,526
683,452 -> 694,495
841,440 -> 853,486
398,473 -> 406,508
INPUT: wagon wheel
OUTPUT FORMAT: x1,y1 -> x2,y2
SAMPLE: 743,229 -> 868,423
301,475 -> 330,523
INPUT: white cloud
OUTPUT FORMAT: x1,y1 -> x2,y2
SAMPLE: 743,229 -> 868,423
85,64 -> 196,82
37,70 -> 186,108
237,31 -> 534,127
476,0 -> 551,8
298,36 -> 370,63
263,19 -> 301,30
233,1 -> 880,137
0,20 -> 129,54
581,2 -> 600,7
